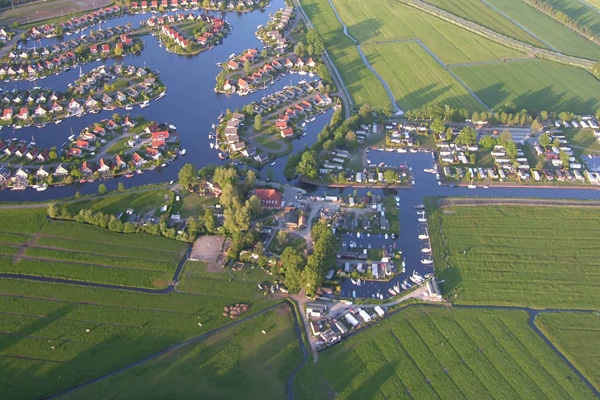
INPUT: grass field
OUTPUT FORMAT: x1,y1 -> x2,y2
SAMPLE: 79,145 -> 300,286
566,128 -> 600,154
295,307 -> 596,400
453,59 -> 600,112
64,189 -> 174,216
487,0 -> 600,60
423,0 -> 547,47
0,0 -> 111,26
301,0 -> 390,108
59,305 -> 302,399
536,312 -> 600,389
544,0 -> 600,37
330,0 -> 525,64
428,204 -> 600,309
362,42 -> 484,111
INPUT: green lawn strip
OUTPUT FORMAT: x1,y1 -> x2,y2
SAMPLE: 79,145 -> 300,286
380,196 -> 400,234
0,232 -> 30,244
0,257 -> 170,288
58,307 -> 303,400
330,0 -> 525,64
453,59 -> 600,113
300,0 -> 390,108
23,247 -> 178,272
536,312 -> 600,390
64,189 -> 174,215
295,307 -> 597,400
565,128 -> 600,154
0,208 -> 48,234
34,236 -> 182,262
429,204 -> 600,308
255,134 -> 284,150
0,244 -> 20,256
361,41 -> 484,111
40,222 -> 186,253
541,0 -> 600,37
487,0 -> 600,60
423,0 -> 546,47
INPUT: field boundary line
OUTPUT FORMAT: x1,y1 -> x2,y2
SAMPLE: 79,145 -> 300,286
43,302 -> 286,400
437,197 -> 600,208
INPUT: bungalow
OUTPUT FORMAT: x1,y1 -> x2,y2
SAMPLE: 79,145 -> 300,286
80,132 -> 97,141
76,140 -> 89,149
54,163 -> 69,176
306,58 -> 316,68
151,139 -> 166,149
101,43 -> 110,53
281,127 -> 294,138
51,102 -> 63,113
93,125 -> 106,136
4,144 -> 16,156
1,108 -> 12,121
254,188 -> 283,209
68,99 -> 82,113
231,112 -> 245,121
296,58 -> 305,68
122,116 -> 135,128
115,91 -> 127,102
36,166 -> 49,178
226,134 -> 240,144
132,152 -> 145,167
81,161 -> 92,175
26,148 -> 39,160
37,149 -> 49,162
114,154 -> 126,168
97,158 -> 110,173
227,60 -> 239,70
237,78 -> 249,91
18,107 -> 28,120
229,141 -> 245,152
15,168 -> 28,180
152,130 -> 170,140
15,145 -> 28,158
284,59 -> 294,68
106,120 -> 117,130
34,104 -> 46,117
146,147 -> 161,160
85,95 -> 98,108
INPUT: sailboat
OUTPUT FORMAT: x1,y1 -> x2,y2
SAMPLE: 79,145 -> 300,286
79,66 -> 83,78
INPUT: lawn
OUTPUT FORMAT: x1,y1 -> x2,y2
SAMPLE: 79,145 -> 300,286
487,0 -> 600,60
428,203 -> 600,309
381,196 -> 400,234
423,0 -> 547,47
453,59 -> 600,113
300,0 -> 391,108
536,311 -> 600,390
64,188 -> 174,216
329,0 -> 525,64
0,0 -> 111,26
361,41 -> 484,111
295,306 -> 596,400
58,305 -> 303,400
565,128 -> 600,154
543,0 -> 600,37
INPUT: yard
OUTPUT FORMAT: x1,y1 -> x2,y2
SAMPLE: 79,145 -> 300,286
361,41 -> 484,111
294,306 -> 596,400
58,305 -> 303,400
428,202 -> 600,309
453,59 -> 600,113
64,188 -> 175,216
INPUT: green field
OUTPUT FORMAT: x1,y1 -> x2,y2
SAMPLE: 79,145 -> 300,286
487,0 -> 600,60
301,0 -> 389,108
362,42 -> 484,110
544,0 -> 600,37
295,307 -> 596,400
453,59 -> 600,112
64,189 -> 175,216
428,203 -> 600,309
330,0 -> 525,64
566,128 -> 600,154
536,312 -> 600,389
423,0 -> 547,47
59,305 -> 302,400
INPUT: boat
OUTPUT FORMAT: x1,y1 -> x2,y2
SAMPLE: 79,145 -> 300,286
414,204 -> 425,209
35,183 -> 47,191
136,169 -> 142,174
421,247 -> 431,253
79,178 -> 87,183
139,100 -> 150,108
169,124 -> 177,130
210,142 -> 215,149
125,172 -> 134,178
218,152 -> 228,160
401,283 -> 407,290
467,184 -> 477,189
14,125 -> 22,129
270,161 -> 276,166
418,232 -> 429,240
418,217 -> 427,223
179,148 -> 186,156
155,91 -> 166,101
124,105 -> 133,110
384,233 -> 388,239
409,149 -> 417,153
388,288 -> 397,296
421,258 -> 433,265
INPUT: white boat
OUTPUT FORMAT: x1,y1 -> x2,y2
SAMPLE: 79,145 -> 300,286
418,233 -> 429,240
467,184 -> 477,189
139,100 -> 150,108
169,124 -> 177,130
388,288 -> 397,296
421,258 -> 433,265
179,148 -> 186,156
401,283 -> 407,290
414,204 -> 425,209
124,105 -> 133,110
35,183 -> 48,191
421,247 -> 431,253
210,143 -> 215,149
270,161 -> 276,166
384,233 -> 388,239
418,217 -> 427,222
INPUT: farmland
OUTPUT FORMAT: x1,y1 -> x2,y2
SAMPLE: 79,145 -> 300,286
487,0 -> 600,59
453,59 -> 600,112
536,312 -> 600,389
428,203 -> 600,309
58,305 -> 302,400
423,0 -> 546,47
301,0 -> 389,108
543,0 -> 600,37
295,307 -> 596,400
361,42 -> 484,111
64,188 -> 175,216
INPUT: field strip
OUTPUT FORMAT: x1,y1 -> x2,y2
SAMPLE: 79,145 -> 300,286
0,331 -> 99,346
6,254 -> 170,274
0,353 -> 67,363
25,244 -> 179,264
437,197 -> 600,208
324,0 -> 403,114
45,302 -> 286,400
580,0 -> 600,14
447,57 -> 535,67
363,38 -> 491,110
31,233 -> 183,254
478,0 -> 559,51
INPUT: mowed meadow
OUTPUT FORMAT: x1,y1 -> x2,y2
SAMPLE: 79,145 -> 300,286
428,203 -> 600,309
0,208 -> 276,399
59,306 -> 303,400
295,307 -> 596,400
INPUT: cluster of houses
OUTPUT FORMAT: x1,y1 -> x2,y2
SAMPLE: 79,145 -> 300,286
0,27 -> 14,44
384,122 -> 427,148
308,303 -> 386,349
131,0 -> 263,12
2,26 -> 137,82
152,13 -> 227,51
219,112 -> 248,157
222,56 -> 319,95
436,142 -> 479,165
28,6 -> 122,39
253,78 -> 328,114
256,7 -> 294,52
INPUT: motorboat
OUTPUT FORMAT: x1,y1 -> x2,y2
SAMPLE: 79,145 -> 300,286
421,258 -> 433,265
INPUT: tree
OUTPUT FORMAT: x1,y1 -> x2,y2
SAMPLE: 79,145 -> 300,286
499,130 -> 513,146
114,45 -> 123,57
531,119 -> 543,133
254,114 -> 262,131
178,163 -> 197,190
470,153 -> 477,164
539,132 -> 551,148
479,135 -> 494,148
559,151 -> 571,169
455,127 -> 477,145
384,169 -> 396,183
294,41 -> 306,57
244,59 -> 251,75
296,150 -> 319,179
202,210 -> 217,233
117,182 -> 126,192
98,184 -> 107,195
47,203 -> 59,218
430,118 -> 445,134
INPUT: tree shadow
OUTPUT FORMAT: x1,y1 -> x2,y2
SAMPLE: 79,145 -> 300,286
348,18 -> 384,43
472,82 -> 510,110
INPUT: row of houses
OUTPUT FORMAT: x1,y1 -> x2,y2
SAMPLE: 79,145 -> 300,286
220,112 -> 248,155
437,142 -> 479,165
153,14 -> 226,48
256,7 -> 294,51
132,0 -> 199,10
29,6 -> 122,38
